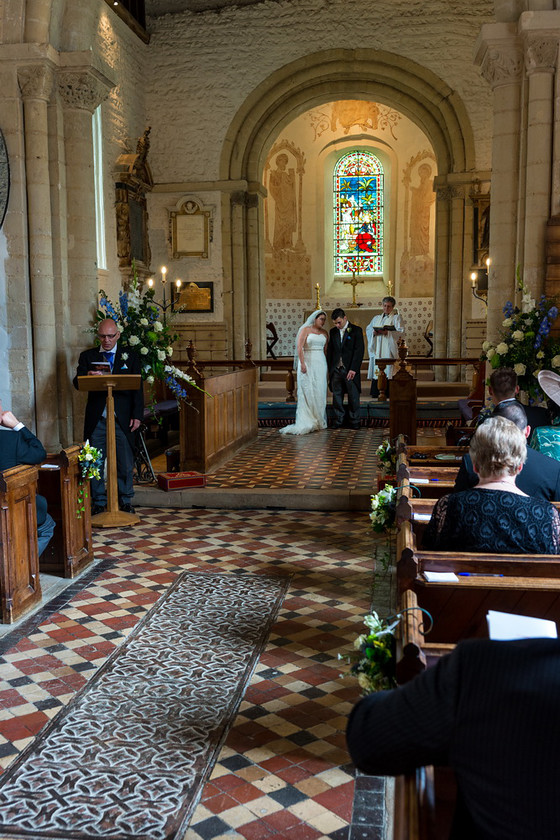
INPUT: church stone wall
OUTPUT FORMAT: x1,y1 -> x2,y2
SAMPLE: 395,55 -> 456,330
96,7 -> 149,303
145,0 -> 494,184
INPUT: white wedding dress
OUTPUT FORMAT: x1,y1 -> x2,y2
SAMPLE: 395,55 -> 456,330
280,332 -> 328,435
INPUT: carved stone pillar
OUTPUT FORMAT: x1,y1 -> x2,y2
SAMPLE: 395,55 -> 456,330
230,191 -> 248,358
246,185 -> 266,359
522,33 -> 558,297
433,182 -> 467,380
17,62 -> 60,448
57,65 -> 113,441
433,185 -> 451,365
475,25 -> 524,339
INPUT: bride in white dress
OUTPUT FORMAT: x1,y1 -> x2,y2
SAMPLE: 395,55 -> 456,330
280,310 -> 329,435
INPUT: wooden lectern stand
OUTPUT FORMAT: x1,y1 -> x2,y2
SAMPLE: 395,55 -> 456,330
77,374 -> 142,528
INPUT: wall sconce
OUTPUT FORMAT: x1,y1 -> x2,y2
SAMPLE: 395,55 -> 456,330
469,265 -> 488,307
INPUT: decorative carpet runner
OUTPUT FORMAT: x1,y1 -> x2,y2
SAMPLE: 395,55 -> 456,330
0,571 -> 289,840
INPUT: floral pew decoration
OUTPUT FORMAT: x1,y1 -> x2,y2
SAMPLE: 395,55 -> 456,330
481,272 -> 560,405
339,608 -> 433,694
95,270 -> 199,407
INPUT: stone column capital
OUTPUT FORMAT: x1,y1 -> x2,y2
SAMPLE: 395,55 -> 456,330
57,67 -> 113,113
479,43 -> 524,89
17,64 -> 54,101
436,184 -> 465,203
523,34 -> 559,75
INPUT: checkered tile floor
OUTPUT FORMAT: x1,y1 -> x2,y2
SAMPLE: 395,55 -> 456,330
203,429 -> 383,490
0,508 -> 394,840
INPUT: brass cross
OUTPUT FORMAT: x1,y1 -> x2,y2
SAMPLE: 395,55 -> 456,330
343,271 -> 365,306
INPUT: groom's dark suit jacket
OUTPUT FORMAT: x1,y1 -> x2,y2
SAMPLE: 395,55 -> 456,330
326,322 -> 365,392
0,426 -> 48,524
453,446 -> 560,501
347,638 -> 560,840
73,345 -> 144,446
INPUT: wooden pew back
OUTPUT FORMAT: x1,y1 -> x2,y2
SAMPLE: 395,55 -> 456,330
0,464 -> 41,623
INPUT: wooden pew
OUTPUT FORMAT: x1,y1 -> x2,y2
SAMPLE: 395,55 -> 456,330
0,464 -> 42,623
396,454 -> 459,499
38,446 -> 94,578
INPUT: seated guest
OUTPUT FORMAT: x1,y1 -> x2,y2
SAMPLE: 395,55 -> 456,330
424,416 -> 560,553
454,400 -> 560,501
0,403 -> 55,556
346,637 -> 560,840
481,367 -> 551,428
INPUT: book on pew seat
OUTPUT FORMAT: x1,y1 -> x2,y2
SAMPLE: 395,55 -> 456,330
157,471 -> 207,491
487,610 -> 558,640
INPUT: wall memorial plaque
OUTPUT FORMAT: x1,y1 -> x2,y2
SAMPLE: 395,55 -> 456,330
173,281 -> 214,313
171,199 -> 210,258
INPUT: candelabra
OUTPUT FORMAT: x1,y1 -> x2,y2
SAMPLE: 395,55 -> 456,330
147,266 -> 182,324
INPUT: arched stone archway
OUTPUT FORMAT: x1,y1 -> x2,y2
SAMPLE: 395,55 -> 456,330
220,48 -> 481,360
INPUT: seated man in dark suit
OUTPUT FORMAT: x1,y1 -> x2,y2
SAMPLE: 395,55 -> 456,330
73,319 -> 144,515
346,637 -> 560,840
483,367 -> 551,429
0,404 -> 55,556
454,400 -> 560,501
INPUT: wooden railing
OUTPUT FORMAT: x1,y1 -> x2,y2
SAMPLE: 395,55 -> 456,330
376,352 -> 484,404
175,340 -> 296,402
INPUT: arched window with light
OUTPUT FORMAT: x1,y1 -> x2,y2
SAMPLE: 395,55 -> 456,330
333,151 -> 384,277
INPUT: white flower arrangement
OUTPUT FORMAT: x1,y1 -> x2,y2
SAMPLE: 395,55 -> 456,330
157,349 -> 166,361
512,330 -> 524,342
514,363 -> 526,376
496,342 -> 509,355
140,318 -> 149,326
128,335 -> 140,346
154,321 -> 163,332
140,347 -> 149,355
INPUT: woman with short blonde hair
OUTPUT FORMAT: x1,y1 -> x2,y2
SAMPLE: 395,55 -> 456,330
469,415 -> 527,479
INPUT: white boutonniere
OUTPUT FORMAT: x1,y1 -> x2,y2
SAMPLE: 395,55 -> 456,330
346,326 -> 352,335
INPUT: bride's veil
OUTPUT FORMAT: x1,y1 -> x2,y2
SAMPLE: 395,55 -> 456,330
292,309 -> 327,369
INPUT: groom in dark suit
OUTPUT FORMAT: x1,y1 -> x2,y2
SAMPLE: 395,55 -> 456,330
73,319 -> 144,514
327,308 -> 365,429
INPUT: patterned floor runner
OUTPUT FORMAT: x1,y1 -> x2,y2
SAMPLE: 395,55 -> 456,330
0,571 -> 289,840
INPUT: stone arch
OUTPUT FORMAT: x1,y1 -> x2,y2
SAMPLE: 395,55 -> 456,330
221,49 -> 476,182
220,49 -> 478,358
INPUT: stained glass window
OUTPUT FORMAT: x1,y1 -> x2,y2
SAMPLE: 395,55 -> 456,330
333,151 -> 383,275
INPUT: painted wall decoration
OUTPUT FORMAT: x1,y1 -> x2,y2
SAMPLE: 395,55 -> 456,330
308,100 -> 402,141
399,150 -> 436,297
264,139 -> 311,299
0,129 -> 9,229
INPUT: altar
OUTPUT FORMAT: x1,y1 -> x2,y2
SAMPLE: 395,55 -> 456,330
304,308 -> 382,359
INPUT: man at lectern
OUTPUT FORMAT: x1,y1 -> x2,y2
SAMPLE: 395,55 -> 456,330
73,319 -> 143,515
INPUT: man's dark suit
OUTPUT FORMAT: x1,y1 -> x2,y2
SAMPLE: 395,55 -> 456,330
73,345 -> 144,448
0,426 -> 54,554
453,446 -> 560,501
347,638 -> 560,840
73,344 -> 143,507
326,322 -> 364,428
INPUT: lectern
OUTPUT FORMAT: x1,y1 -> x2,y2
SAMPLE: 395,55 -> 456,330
77,374 -> 142,528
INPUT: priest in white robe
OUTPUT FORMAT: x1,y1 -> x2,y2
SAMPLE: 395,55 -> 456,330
366,296 -> 404,396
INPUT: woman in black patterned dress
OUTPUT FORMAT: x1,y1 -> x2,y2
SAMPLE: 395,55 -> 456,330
423,416 -> 560,554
